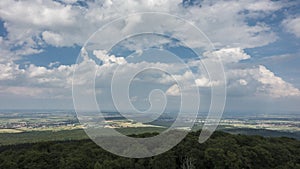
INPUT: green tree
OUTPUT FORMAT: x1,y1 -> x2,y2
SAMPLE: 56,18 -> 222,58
94,161 -> 101,169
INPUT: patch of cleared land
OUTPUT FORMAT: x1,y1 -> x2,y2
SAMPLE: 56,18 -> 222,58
0,129 -> 23,133
104,120 -> 164,128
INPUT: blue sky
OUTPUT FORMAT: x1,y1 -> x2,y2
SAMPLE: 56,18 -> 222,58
17,45 -> 81,68
0,0 -> 299,115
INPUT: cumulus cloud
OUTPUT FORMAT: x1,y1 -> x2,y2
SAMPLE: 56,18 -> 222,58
203,47 -> 250,63
193,48 -> 300,98
226,65 -> 300,98
0,0 -> 285,56
0,46 -> 299,111
8,46 -> 294,99
255,65 -> 300,97
195,77 -> 221,87
0,62 -> 24,80
93,50 -> 127,65
0,0 -> 299,110
0,62 -> 75,99
93,47 -> 300,99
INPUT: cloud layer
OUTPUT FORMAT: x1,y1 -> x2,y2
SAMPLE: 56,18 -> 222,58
0,0 -> 299,112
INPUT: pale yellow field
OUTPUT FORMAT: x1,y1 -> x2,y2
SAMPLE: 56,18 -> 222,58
0,129 -> 24,133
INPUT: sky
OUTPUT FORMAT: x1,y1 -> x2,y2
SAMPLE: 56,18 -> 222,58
0,0 -> 300,116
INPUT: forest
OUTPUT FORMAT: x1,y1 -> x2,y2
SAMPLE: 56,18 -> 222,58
0,130 -> 299,169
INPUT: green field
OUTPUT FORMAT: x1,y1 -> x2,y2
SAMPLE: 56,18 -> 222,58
0,129 -> 88,146
0,127 -> 167,146
0,126 -> 299,146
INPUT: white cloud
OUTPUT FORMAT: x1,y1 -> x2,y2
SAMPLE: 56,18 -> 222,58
189,47 -> 300,98
1,41 -> 298,100
166,84 -> 180,96
0,0 -> 75,27
0,0 -> 299,110
42,31 -> 64,47
180,0 -> 280,48
255,65 -> 300,97
0,46 -> 299,110
203,47 -> 250,63
0,0 -> 285,57
245,1 -> 283,11
227,65 -> 300,98
48,61 -> 60,68
238,79 -> 248,86
0,62 -> 24,80
93,50 -> 127,65
0,61 -> 75,99
282,16 -> 300,38
195,77 -> 221,87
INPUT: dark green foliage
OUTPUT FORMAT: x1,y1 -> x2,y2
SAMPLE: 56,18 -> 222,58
0,131 -> 299,169
0,129 -> 89,146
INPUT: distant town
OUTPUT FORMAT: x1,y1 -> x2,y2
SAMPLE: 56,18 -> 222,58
0,110 -> 299,136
